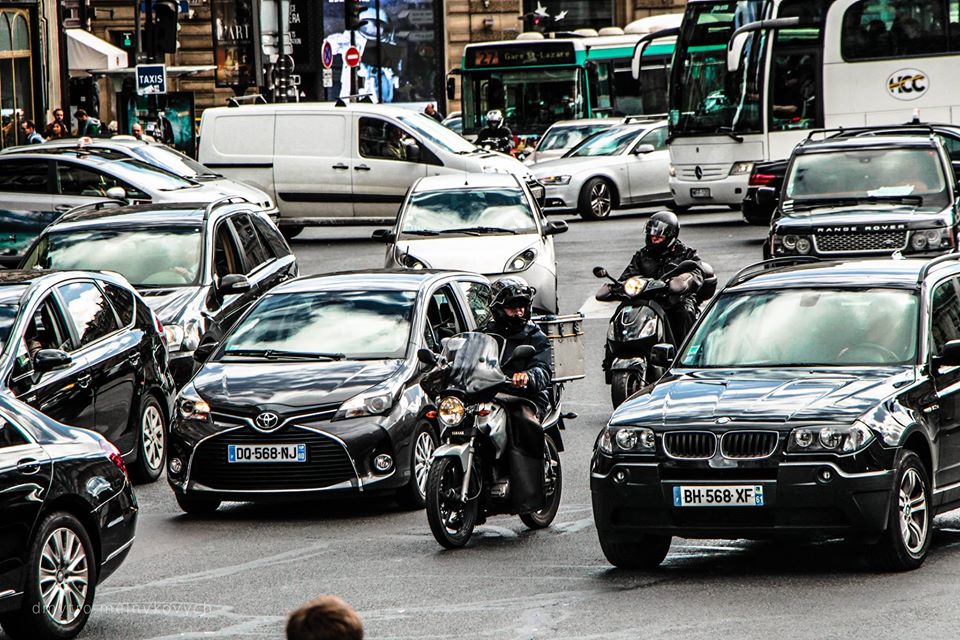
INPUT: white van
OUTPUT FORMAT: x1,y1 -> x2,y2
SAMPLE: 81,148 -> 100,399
198,102 -> 538,237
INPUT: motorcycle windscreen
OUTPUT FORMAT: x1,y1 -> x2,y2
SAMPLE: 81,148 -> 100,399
609,305 -> 661,343
441,332 -> 506,396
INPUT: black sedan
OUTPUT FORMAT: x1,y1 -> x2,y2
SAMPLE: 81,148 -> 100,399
168,270 -> 493,513
0,270 -> 174,482
0,395 -> 137,640
20,199 -> 298,387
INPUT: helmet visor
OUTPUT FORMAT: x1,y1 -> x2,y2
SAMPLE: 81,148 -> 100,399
646,219 -> 673,241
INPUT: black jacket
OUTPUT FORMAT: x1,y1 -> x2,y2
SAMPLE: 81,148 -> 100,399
477,125 -> 514,152
620,240 -> 705,298
486,320 -> 553,418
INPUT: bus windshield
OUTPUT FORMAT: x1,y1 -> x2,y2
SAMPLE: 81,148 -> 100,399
670,0 -> 766,137
463,68 -> 584,136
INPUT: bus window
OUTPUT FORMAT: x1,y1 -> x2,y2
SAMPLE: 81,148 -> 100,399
614,63 -> 667,117
464,69 -> 584,135
842,0 -> 948,60
588,63 -> 613,116
769,0 -> 824,132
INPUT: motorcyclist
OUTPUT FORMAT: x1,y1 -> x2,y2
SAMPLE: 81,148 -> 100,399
476,110 -> 515,154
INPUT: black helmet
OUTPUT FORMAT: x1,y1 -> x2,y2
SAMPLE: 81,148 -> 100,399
645,211 -> 680,255
490,276 -> 535,332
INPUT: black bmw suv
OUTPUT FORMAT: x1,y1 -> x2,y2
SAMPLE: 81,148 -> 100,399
592,256 -> 960,571
766,134 -> 959,259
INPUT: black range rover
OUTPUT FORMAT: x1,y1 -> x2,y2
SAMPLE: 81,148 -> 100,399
766,134 -> 958,259
592,256 -> 960,571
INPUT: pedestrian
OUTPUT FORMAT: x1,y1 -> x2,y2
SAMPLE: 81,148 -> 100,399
131,122 -> 156,142
286,596 -> 363,640
49,107 -> 66,133
423,102 -> 443,122
20,120 -> 44,144
44,120 -> 66,139
75,108 -> 102,137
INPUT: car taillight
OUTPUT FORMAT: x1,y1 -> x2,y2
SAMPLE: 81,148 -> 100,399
99,438 -> 128,478
749,172 -> 778,187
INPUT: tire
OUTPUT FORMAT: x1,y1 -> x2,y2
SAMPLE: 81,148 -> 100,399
578,178 -> 615,221
175,493 -> 221,516
397,421 -> 438,510
598,532 -> 671,570
611,367 -> 645,408
520,435 -> 563,529
425,457 -> 479,549
280,224 -> 304,240
129,395 -> 166,484
868,450 -> 931,571
668,202 -> 690,214
0,512 -> 96,640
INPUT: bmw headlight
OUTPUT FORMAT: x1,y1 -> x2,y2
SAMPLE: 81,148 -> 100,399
505,248 -> 538,273
333,386 -> 396,421
787,424 -> 875,454
622,276 -> 646,297
177,385 -> 211,422
163,322 -> 201,353
438,397 -> 466,426
539,175 -> 571,186
729,161 -> 755,176
599,427 -> 656,453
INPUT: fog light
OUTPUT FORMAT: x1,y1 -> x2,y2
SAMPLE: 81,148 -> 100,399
613,469 -> 628,484
818,467 -> 833,483
373,454 -> 394,473
169,458 -> 183,474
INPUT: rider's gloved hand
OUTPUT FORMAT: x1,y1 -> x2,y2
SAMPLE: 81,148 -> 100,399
669,273 -> 697,294
512,372 -> 529,388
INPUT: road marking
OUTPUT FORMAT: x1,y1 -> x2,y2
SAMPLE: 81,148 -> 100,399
578,296 -> 618,320
554,517 -> 595,535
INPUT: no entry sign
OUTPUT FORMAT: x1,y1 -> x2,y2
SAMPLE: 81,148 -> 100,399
344,46 -> 361,68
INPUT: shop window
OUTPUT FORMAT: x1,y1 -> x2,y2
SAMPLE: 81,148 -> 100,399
0,9 -> 35,151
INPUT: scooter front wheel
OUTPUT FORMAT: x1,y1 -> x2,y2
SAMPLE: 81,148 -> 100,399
426,457 -> 479,549
611,368 -> 645,408
520,435 -> 563,530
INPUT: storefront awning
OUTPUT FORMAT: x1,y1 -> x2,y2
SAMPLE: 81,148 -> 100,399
66,29 -> 128,74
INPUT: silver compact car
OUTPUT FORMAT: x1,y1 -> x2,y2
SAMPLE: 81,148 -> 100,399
372,174 -> 567,314
533,120 -> 671,221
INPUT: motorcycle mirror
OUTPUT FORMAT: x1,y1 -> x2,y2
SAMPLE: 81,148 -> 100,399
592,266 -> 608,279
504,344 -> 536,365
417,348 -> 438,366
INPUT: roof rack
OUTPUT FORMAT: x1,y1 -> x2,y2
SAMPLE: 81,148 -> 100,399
802,124 -> 938,145
335,95 -> 375,107
621,113 -> 667,124
727,256 -> 822,287
203,196 -> 252,219
917,253 -> 960,283
60,199 -> 127,220
227,94 -> 268,107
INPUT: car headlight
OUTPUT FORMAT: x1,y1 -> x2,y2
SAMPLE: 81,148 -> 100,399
333,386 -> 395,421
438,396 -> 466,427
505,248 -> 538,273
600,427 -> 656,453
177,385 -> 211,421
597,429 -> 613,454
163,322 -> 201,352
782,234 -> 798,250
623,276 -> 646,297
787,424 -> 875,454
729,161 -> 755,176
668,164 -> 676,178
910,228 -> 948,252
539,175 -> 571,186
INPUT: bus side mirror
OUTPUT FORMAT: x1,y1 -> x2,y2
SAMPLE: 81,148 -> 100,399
727,32 -> 750,73
446,77 -> 457,101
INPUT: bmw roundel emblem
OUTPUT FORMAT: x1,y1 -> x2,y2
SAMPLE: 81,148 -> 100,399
255,411 -> 281,431
716,417 -> 731,425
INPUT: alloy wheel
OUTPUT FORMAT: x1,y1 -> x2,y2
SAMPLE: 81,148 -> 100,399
38,527 -> 89,625
142,404 -> 165,471
414,430 -> 436,498
898,467 -> 928,555
591,182 -> 612,217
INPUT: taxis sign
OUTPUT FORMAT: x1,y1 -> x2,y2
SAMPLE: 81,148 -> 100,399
887,68 -> 928,101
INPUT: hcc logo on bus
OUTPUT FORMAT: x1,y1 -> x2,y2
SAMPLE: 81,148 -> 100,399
887,69 -> 928,101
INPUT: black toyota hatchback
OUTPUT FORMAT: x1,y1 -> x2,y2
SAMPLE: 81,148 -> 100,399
0,394 -> 137,640
593,256 -> 960,571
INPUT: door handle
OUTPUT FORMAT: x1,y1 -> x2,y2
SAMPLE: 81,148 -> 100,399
77,374 -> 92,389
332,163 -> 350,170
17,458 -> 40,475
354,165 -> 372,172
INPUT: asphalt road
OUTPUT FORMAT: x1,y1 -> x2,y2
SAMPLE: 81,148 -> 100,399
18,208 -> 960,640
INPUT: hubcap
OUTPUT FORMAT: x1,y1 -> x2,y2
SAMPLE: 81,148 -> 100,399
142,404 -> 164,471
39,528 -> 88,625
898,467 -> 928,554
414,430 -> 436,497
591,183 -> 611,216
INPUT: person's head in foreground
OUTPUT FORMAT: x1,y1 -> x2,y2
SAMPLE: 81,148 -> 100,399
287,596 -> 363,640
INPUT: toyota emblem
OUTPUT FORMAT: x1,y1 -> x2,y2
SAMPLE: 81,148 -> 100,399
694,165 -> 704,180
255,411 -> 280,431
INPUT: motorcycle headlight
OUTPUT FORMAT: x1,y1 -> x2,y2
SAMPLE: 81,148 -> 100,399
787,424 -> 875,454
623,276 -> 646,297
163,322 -> 201,353
438,397 -> 466,427
333,387 -> 395,421
177,385 -> 211,422
539,175 -> 571,186
505,248 -> 538,273
729,161 -> 755,176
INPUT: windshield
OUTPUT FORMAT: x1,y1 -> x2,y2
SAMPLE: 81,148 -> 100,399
539,123 -> 612,151
106,159 -> 197,192
681,288 -> 918,367
670,0 -> 765,136
400,188 -> 536,236
463,68 -> 584,136
221,290 -> 416,360
396,114 -> 476,154
132,146 -> 213,179
569,126 -> 641,157
23,227 -> 203,287
439,332 -> 508,395
785,148 -> 949,208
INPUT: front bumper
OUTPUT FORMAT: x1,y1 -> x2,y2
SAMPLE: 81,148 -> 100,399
591,457 -> 895,541
541,181 -> 582,213
671,175 -> 749,207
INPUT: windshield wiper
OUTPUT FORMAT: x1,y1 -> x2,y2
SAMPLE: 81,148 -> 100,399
716,127 -> 744,143
224,349 -> 345,361
402,230 -> 440,236
791,195 -> 924,212
438,226 -> 518,235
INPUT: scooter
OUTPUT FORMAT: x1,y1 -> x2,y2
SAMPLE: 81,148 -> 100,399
593,260 -> 716,407
418,332 -> 567,549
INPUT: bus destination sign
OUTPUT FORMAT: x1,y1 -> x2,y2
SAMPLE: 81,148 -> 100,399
469,42 -> 576,69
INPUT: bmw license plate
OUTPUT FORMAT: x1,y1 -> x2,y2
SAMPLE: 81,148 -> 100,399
673,485 -> 764,507
690,188 -> 711,199
227,444 -> 306,463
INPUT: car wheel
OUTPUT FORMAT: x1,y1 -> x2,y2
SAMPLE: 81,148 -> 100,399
175,493 -> 221,516
611,367 -> 645,408
868,450 -> 931,571
130,395 -> 165,484
0,512 -> 96,640
280,224 -> 304,240
578,178 -> 615,220
397,421 -> 438,510
667,202 -> 690,214
598,532 -> 671,570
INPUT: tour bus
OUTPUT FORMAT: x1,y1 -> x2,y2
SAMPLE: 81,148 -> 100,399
648,0 -> 960,210
457,15 -> 680,142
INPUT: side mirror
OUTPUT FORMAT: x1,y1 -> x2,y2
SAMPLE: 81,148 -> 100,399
194,336 -> 218,363
417,348 -> 438,366
649,343 -> 676,369
105,186 -> 127,201
372,228 -> 396,243
446,77 -> 457,101
544,220 -> 568,236
405,143 -> 422,163
633,144 -> 656,155
530,184 -> 546,208
218,273 -> 251,294
33,349 -> 72,373
593,266 -> 609,279
727,31 -> 751,73
937,339 -> 960,368
505,344 -> 536,366
756,186 -> 778,207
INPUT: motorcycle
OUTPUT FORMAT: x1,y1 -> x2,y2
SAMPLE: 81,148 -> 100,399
593,260 -> 716,408
477,137 -> 514,155
418,332 -> 566,549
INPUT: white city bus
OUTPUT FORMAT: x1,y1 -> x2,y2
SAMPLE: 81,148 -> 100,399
647,0 -> 960,210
